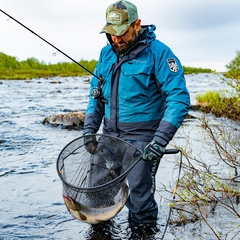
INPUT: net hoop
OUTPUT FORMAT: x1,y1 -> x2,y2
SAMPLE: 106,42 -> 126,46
56,133 -> 142,193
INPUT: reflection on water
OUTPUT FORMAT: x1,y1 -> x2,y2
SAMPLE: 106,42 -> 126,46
0,74 -> 237,239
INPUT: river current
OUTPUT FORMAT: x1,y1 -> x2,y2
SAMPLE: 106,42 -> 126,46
0,73 -> 239,240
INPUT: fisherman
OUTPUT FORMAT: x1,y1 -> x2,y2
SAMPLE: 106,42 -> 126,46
83,0 -> 191,228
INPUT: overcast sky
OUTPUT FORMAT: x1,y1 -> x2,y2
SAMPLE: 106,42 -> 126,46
1,0 -> 240,72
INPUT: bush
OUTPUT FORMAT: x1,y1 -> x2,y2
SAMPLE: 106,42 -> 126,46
225,50 -> 240,82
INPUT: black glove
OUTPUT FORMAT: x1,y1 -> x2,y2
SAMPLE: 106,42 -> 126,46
83,133 -> 98,154
143,140 -> 165,161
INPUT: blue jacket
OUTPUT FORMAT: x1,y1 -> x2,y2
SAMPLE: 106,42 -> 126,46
83,25 -> 191,147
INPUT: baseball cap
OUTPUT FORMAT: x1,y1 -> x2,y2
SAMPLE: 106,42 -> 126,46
100,0 -> 138,36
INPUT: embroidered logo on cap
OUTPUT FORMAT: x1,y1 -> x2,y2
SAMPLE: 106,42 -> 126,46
107,11 -> 122,24
167,58 -> 179,72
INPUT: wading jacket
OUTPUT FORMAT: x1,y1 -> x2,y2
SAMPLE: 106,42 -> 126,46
83,24 -> 191,147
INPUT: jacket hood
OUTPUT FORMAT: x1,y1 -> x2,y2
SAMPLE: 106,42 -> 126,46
141,24 -> 156,43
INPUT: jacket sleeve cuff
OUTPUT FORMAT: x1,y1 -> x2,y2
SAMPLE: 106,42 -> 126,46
153,120 -> 178,147
82,129 -> 95,135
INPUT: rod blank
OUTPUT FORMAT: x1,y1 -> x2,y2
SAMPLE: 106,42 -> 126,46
0,8 -> 100,79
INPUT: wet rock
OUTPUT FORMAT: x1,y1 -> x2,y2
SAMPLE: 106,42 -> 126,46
43,111 -> 85,130
25,80 -> 32,83
184,113 -> 197,119
190,105 -> 202,111
50,80 -> 62,84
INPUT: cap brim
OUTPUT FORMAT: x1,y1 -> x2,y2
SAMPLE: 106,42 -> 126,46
100,23 -> 130,36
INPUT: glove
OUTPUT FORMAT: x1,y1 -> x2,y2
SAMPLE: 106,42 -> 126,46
83,133 -> 98,154
143,140 -> 165,161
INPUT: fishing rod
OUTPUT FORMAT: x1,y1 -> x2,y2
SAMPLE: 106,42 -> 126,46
0,8 -> 100,80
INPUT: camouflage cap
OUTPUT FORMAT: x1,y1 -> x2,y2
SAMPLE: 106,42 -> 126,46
100,0 -> 138,36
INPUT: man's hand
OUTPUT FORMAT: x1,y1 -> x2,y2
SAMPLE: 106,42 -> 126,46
84,133 -> 98,154
143,140 -> 165,161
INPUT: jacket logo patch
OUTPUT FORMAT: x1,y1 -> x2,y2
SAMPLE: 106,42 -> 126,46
167,58 -> 179,72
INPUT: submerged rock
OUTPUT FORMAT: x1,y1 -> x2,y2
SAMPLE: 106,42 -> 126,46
43,111 -> 85,130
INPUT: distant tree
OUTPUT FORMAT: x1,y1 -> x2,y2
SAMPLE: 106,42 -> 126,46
0,52 -> 20,69
20,57 -> 46,69
225,50 -> 240,92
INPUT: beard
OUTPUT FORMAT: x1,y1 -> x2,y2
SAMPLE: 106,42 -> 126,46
113,30 -> 138,55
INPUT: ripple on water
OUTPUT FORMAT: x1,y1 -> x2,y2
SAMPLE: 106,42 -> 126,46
0,75 -> 238,239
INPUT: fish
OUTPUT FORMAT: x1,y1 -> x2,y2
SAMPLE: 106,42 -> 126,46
63,196 -> 87,221
63,183 -> 128,224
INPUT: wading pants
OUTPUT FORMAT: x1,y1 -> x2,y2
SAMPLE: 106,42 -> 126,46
126,140 -> 160,224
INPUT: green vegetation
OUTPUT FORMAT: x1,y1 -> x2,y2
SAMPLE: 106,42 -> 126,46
225,50 -> 240,82
0,52 -> 97,80
183,66 -> 212,74
0,52 -> 213,80
196,50 -> 240,122
196,90 -> 239,121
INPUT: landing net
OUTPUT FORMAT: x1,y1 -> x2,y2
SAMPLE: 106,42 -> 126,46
56,134 -> 142,224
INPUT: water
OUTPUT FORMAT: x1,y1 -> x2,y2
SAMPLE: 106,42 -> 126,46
0,74 -> 239,240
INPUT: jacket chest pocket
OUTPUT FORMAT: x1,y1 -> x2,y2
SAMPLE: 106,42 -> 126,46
121,61 -> 154,89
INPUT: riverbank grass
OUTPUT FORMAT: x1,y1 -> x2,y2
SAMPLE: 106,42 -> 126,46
196,91 -> 239,121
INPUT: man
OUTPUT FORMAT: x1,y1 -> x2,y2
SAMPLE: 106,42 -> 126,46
83,0 -> 191,226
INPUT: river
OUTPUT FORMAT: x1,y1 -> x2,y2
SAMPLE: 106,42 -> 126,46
0,73 -> 239,240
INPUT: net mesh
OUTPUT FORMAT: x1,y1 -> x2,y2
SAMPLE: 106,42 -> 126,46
56,134 -> 142,224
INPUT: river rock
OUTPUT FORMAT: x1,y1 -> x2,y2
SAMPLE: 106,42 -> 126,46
43,110 -> 197,130
42,103 -> 199,131
43,111 -> 85,130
